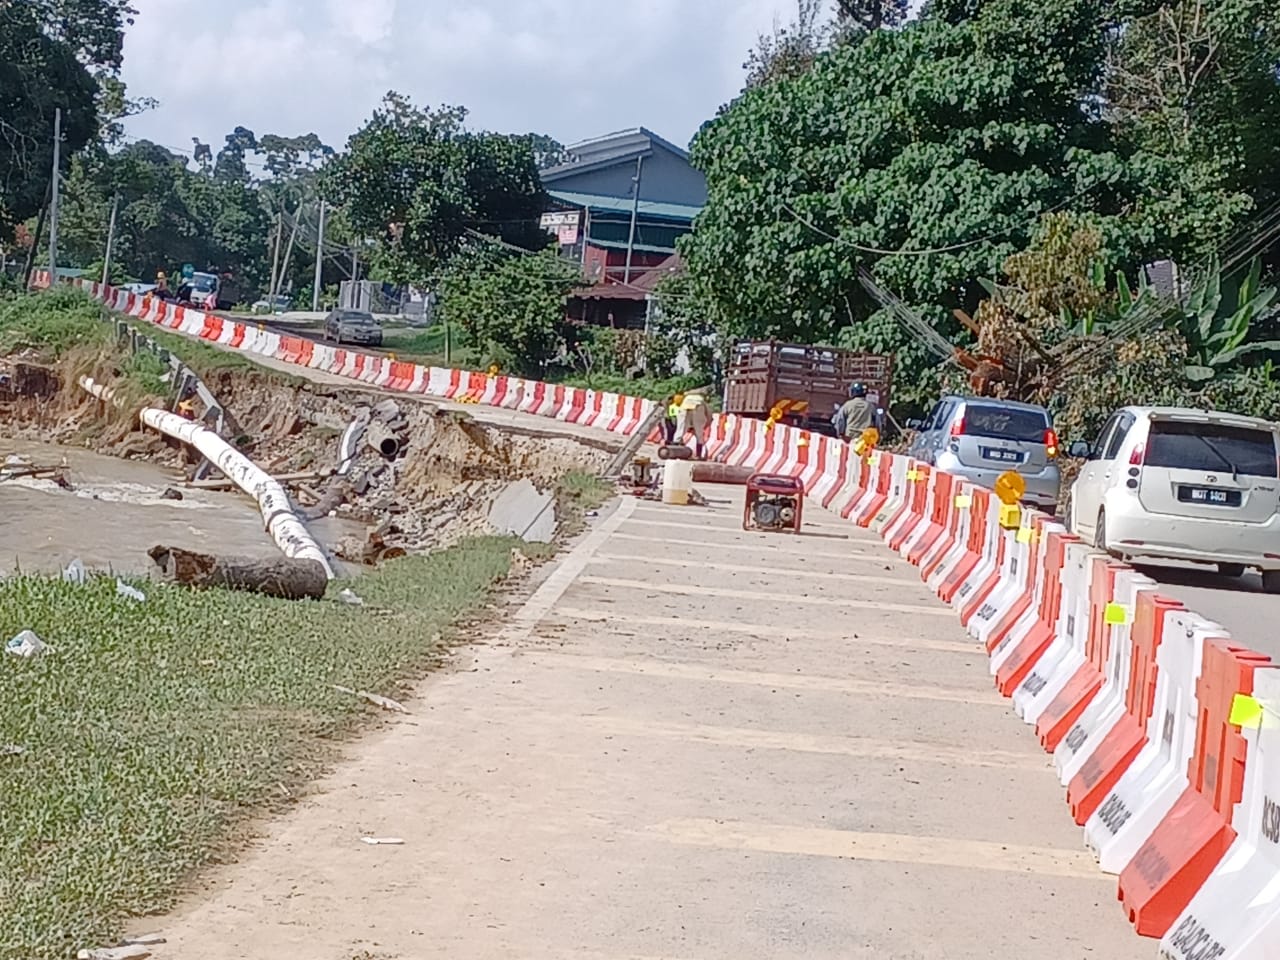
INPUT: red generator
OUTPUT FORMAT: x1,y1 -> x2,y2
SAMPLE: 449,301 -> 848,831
743,474 -> 805,534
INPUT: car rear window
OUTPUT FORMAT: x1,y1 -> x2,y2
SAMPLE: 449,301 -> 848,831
341,312 -> 375,324
962,405 -> 1048,442
1146,421 -> 1278,478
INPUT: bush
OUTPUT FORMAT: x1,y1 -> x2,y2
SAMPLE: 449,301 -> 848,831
0,289 -> 108,358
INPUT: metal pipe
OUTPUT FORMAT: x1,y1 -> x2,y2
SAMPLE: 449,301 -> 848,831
140,407 -> 334,577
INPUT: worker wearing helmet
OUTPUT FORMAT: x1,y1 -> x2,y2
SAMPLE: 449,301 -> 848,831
663,393 -> 683,445
676,392 -> 711,459
834,382 -> 875,440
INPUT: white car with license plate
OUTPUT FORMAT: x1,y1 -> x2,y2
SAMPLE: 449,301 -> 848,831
1067,406 -> 1280,590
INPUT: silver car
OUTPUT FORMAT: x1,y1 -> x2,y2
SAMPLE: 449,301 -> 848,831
323,309 -> 383,347
907,396 -> 1062,511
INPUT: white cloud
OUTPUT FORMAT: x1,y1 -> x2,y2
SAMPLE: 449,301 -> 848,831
120,0 -> 792,158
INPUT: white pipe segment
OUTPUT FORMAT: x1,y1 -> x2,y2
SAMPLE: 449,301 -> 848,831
78,375 -> 122,406
139,407 -> 335,578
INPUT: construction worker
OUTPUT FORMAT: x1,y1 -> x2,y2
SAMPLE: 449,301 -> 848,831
663,393 -> 682,445
834,382 -> 875,440
676,392 -> 712,459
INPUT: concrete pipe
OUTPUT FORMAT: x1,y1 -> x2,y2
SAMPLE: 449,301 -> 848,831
691,463 -> 755,485
657,445 -> 694,461
366,420 -> 401,460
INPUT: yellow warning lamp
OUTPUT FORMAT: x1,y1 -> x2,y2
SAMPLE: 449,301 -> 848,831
995,469 -> 1025,528
852,426 -> 880,456
488,364 -> 500,376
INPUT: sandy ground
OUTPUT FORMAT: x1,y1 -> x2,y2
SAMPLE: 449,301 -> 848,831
0,440 -> 358,577
139,485 -> 1143,960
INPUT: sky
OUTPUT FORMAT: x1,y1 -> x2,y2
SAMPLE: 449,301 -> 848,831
118,0 -> 797,161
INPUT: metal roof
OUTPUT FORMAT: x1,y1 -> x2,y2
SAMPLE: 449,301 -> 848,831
547,189 -> 702,223
542,127 -> 691,182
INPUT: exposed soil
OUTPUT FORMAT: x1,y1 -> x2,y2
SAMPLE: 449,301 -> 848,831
0,349 -> 610,562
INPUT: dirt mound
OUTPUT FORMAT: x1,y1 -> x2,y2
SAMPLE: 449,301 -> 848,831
1,346 -> 610,561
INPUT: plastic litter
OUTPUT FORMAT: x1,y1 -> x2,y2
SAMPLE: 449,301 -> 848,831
116,579 -> 147,603
333,684 -> 410,714
361,837 -> 405,845
62,557 -> 88,585
6,630 -> 52,658
122,934 -> 166,947
76,946 -> 151,960
2,744 -> 25,757
338,588 -> 365,607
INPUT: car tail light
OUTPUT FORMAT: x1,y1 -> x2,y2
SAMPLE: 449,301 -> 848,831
1129,442 -> 1146,466
1044,429 -> 1059,458
950,417 -> 966,437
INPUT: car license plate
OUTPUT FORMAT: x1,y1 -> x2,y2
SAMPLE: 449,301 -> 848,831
1177,485 -> 1241,506
981,447 -> 1022,463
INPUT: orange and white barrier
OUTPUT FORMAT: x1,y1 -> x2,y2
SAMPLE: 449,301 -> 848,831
40,271 -> 1280,948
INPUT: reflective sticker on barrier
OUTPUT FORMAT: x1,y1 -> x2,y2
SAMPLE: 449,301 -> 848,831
1016,527 -> 1032,544
906,469 -> 921,481
1230,694 -> 1264,729
1105,602 -> 1132,626
954,494 -> 972,508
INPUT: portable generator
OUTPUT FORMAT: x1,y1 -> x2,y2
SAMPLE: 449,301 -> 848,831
743,473 -> 805,534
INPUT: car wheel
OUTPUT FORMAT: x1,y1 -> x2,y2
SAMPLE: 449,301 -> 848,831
1263,570 -> 1280,595
1219,563 -> 1247,578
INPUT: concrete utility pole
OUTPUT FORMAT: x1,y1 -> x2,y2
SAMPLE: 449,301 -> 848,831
48,107 -> 62,282
101,193 -> 120,286
312,198 -> 326,311
351,245 -> 358,282
623,155 -> 644,285
268,212 -> 283,301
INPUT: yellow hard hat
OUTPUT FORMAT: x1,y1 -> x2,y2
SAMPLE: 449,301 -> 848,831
673,392 -> 685,406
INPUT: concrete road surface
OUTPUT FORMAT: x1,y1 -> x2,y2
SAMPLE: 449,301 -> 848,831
1132,561 -> 1280,662
145,487 -> 1142,960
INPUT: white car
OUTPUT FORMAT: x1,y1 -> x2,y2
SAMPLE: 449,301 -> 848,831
1067,406 -> 1280,591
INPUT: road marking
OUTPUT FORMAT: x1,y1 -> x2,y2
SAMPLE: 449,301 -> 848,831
606,530 -> 894,563
590,553 -> 919,586
650,819 -> 1105,879
491,499 -> 637,644
524,653 -> 998,705
542,608 -> 975,654
575,576 -> 954,617
570,715 -> 1047,770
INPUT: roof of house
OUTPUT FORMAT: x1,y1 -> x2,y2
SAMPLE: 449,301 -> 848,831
547,189 -> 702,223
542,127 -> 691,182
628,253 -> 684,293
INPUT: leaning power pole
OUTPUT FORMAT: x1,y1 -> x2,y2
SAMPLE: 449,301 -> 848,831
48,107 -> 62,282
101,193 -> 120,286
311,198 -> 326,311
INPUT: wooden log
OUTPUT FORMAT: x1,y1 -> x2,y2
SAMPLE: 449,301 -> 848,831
147,545 -> 329,600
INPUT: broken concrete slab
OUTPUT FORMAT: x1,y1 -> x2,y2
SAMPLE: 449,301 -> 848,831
487,478 -> 556,543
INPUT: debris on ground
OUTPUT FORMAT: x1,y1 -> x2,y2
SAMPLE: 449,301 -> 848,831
360,837 -> 406,846
116,579 -> 147,603
338,588 -> 365,607
121,935 -> 166,947
76,945 -> 152,960
62,557 -> 89,585
333,684 -> 411,715
149,545 -> 329,601
1,744 -> 25,757
160,486 -> 184,501
6,630 -> 52,658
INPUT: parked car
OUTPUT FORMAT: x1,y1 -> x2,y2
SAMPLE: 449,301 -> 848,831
323,309 -> 383,347
1066,406 -> 1280,589
906,396 -> 1061,511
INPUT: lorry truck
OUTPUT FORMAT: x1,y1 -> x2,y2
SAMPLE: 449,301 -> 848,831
722,339 -> 893,435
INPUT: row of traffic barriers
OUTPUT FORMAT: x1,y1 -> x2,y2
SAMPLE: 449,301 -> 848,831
847,446 -> 1280,957
39,273 -> 1280,956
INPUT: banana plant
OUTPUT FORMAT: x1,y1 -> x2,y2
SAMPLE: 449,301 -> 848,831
1180,257 -> 1280,382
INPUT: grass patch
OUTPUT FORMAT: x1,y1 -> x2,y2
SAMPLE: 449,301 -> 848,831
381,325 -> 480,369
0,290 -> 109,359
0,537 -> 523,960
555,469 -> 615,538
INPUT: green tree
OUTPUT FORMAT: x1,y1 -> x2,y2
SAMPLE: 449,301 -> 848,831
437,248 -> 580,375
322,93 -> 548,286
0,0 -> 133,240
